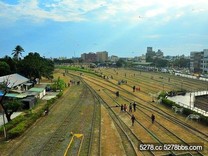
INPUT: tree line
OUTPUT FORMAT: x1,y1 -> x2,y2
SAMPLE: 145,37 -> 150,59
0,45 -> 54,79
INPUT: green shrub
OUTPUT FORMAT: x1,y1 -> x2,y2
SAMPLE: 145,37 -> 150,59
201,116 -> 208,126
7,122 -> 27,139
0,115 -> 25,134
161,98 -> 176,108
158,91 -> 167,99
57,92 -> 63,98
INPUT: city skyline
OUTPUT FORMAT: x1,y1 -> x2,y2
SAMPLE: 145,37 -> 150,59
0,0 -> 208,58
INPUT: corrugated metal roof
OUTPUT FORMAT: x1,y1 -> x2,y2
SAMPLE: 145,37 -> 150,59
5,93 -> 18,98
0,73 -> 29,88
15,94 -> 27,98
29,88 -> 45,92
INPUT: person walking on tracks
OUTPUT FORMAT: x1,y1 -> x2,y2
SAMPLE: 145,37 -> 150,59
133,102 -> 136,112
151,114 -> 155,124
44,107 -> 49,116
131,114 -> 136,126
129,103 -> 132,112
133,86 -> 136,92
121,104 -> 124,112
124,104 -> 127,112
116,91 -> 119,97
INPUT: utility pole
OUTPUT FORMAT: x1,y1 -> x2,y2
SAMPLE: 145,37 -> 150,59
189,92 -> 192,109
2,110 -> 7,140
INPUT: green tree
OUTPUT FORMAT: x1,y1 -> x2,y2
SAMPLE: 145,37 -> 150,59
3,99 -> 21,122
0,81 -> 21,122
116,59 -> 126,67
146,56 -> 154,62
0,61 -> 11,76
153,58 -> 169,67
173,58 -> 190,68
0,56 -> 18,73
19,52 -> 54,80
51,77 -> 65,91
41,59 -> 54,80
12,45 -> 24,61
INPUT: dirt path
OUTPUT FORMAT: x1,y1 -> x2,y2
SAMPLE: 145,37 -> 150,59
101,105 -> 126,156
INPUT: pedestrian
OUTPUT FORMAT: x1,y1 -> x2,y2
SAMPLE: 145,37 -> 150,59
44,107 -> 49,116
124,104 -> 127,112
121,104 -> 124,112
129,103 -> 132,112
131,114 -> 136,126
151,114 -> 155,124
116,91 -> 119,97
133,86 -> 136,92
136,87 -> 140,91
133,102 -> 136,112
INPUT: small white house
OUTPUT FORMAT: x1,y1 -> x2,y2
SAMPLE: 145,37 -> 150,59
28,88 -> 46,99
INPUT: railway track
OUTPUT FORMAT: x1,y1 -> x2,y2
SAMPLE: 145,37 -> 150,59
81,77 -> 155,156
78,71 -> 206,155
67,72 -> 142,155
100,69 -> 207,93
118,93 -> 204,156
102,76 -> 208,140
101,88 -> 189,156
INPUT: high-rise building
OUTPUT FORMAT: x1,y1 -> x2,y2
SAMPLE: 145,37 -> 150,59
96,51 -> 108,62
190,49 -> 208,73
146,47 -> 155,61
147,47 -> 153,53
156,49 -> 163,58
81,52 -> 97,63
110,55 -> 119,62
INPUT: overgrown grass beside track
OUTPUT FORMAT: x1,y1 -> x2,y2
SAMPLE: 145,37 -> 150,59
161,98 -> 208,126
0,92 -> 63,139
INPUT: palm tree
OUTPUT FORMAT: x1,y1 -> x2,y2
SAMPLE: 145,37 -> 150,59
12,45 -> 24,60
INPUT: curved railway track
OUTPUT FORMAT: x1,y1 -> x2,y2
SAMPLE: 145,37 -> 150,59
86,74 -> 208,139
80,77 -> 154,156
77,72 -> 207,156
67,72 -> 158,155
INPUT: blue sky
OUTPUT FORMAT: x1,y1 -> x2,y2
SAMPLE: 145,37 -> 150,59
0,0 -> 208,58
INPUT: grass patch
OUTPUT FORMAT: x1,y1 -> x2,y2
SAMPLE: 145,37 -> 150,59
57,66 -> 102,77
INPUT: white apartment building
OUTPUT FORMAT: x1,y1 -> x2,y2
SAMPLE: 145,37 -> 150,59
190,49 -> 208,73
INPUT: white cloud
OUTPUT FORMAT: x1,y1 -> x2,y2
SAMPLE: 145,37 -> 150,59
0,0 -> 208,24
144,34 -> 161,39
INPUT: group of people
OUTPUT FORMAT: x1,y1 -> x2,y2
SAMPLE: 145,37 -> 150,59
120,102 -> 155,126
120,102 -> 137,112
133,86 -> 140,92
